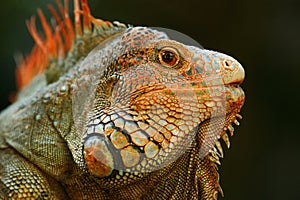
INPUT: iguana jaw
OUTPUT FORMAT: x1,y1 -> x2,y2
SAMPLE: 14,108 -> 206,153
209,54 -> 245,161
195,90 -> 244,198
208,111 -> 243,163
204,84 -> 245,164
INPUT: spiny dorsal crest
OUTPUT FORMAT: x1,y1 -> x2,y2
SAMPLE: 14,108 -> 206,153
16,0 -> 128,90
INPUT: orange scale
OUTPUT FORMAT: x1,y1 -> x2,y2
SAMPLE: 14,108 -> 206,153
161,139 -> 169,149
110,131 -> 129,149
144,141 -> 159,158
153,132 -> 164,143
131,131 -> 149,146
120,146 -> 140,168
163,130 -> 172,140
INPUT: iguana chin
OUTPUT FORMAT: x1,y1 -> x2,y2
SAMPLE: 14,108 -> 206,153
0,0 -> 245,199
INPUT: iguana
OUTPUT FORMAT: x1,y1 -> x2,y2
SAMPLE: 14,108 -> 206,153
0,0 -> 245,199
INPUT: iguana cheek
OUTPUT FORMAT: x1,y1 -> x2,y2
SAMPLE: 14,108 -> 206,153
83,135 -> 114,178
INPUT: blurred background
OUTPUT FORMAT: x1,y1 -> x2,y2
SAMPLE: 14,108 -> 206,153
1,0 -> 300,199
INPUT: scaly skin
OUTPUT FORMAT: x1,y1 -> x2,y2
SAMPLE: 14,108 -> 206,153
0,1 -> 245,199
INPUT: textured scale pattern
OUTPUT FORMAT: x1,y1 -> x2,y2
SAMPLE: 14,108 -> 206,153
0,0 -> 245,199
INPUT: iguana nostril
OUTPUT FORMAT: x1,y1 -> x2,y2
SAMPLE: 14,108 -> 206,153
225,61 -> 230,66
223,60 -> 234,70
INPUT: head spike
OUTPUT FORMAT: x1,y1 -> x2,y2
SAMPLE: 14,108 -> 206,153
74,0 -> 82,35
60,0 -> 76,41
54,26 -> 65,58
37,9 -> 53,44
48,4 -> 70,53
82,0 -> 92,32
26,16 -> 46,54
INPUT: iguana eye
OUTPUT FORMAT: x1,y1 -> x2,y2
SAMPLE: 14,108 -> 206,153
159,47 -> 180,67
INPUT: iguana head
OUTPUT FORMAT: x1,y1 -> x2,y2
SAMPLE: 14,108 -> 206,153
79,26 -> 245,190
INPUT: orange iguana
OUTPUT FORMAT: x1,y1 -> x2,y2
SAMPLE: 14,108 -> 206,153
0,0 -> 245,199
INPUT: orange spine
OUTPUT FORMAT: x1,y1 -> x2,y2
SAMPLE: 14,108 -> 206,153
16,0 -> 93,90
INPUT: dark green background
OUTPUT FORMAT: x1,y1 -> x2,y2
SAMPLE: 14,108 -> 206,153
1,0 -> 299,199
